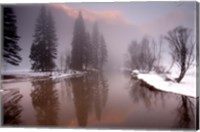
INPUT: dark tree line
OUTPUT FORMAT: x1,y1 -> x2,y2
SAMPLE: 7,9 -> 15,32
3,7 -> 108,73
3,6 -> 58,72
70,12 -> 108,72
3,6 -> 59,72
29,6 -> 58,72
3,7 -> 22,66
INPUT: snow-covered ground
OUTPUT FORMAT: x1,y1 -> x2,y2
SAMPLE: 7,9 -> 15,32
1,70 -> 86,83
132,64 -> 197,98
50,70 -> 86,79
2,70 -> 50,77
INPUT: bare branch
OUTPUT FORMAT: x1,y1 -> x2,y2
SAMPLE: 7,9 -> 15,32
165,26 -> 194,82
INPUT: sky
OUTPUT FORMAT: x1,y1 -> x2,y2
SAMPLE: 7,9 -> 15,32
2,2 -> 197,71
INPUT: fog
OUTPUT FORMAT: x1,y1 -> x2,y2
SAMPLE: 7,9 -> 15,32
2,2 -> 196,72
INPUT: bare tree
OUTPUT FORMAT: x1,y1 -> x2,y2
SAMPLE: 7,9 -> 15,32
126,41 -> 141,70
153,36 -> 166,74
140,37 -> 156,72
157,36 -> 163,68
165,26 -> 195,83
126,37 -> 156,73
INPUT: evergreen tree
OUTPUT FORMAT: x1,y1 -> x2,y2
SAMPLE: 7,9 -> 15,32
3,7 -> 22,66
45,11 -> 58,70
84,32 -> 92,69
91,23 -> 108,70
70,17 -> 107,71
91,22 -> 100,69
29,6 -> 58,72
30,6 -> 47,71
70,12 -> 87,71
99,35 -> 108,70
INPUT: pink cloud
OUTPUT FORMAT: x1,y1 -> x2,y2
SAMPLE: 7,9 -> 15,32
51,3 -> 130,25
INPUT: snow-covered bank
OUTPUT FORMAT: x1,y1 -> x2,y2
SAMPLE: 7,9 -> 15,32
132,66 -> 197,98
50,71 -> 86,79
1,70 -> 87,83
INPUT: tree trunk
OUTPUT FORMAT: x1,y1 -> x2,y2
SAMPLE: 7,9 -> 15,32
176,69 -> 186,83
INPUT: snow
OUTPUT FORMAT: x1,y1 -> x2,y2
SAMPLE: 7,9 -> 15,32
50,70 -> 86,79
2,70 -> 49,77
132,65 -> 197,98
2,70 -> 86,83
132,70 -> 139,74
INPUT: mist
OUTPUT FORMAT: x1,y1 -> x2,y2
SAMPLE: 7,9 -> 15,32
2,2 -> 197,128
2,2 -> 196,72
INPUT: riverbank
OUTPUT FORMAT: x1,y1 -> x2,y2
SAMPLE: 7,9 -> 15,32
1,70 -> 87,84
131,65 -> 197,98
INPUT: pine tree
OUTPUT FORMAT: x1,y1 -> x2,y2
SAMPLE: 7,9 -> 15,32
70,12 -> 87,71
83,32 -> 92,69
29,6 -> 58,72
30,6 -> 47,71
45,11 -> 58,71
91,23 -> 108,70
99,35 -> 108,70
91,22 -> 100,69
3,7 -> 22,66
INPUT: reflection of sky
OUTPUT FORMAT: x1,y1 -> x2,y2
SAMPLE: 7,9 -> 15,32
2,2 -> 196,71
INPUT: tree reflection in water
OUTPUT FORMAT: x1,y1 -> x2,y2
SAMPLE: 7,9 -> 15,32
129,78 -> 196,128
70,72 -> 109,127
63,78 -> 73,101
92,73 -> 109,121
31,79 -> 59,126
175,95 -> 195,128
3,89 -> 23,125
128,79 -> 165,108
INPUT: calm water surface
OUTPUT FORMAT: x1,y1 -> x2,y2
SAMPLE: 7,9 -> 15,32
2,72 -> 197,129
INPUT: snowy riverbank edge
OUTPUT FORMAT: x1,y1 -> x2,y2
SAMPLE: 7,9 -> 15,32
131,67 -> 197,98
1,70 -> 87,84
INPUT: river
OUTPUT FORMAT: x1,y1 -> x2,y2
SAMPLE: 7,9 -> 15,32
2,71 -> 197,129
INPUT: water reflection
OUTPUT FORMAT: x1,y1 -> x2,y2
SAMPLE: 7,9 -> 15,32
3,89 -> 23,125
92,73 -> 108,121
128,76 -> 196,129
128,79 -> 165,108
175,95 -> 195,128
70,72 -> 109,127
31,79 -> 59,126
2,72 -> 196,129
60,78 -> 73,103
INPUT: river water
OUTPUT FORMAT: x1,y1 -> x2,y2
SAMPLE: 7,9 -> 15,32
2,71 -> 197,129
